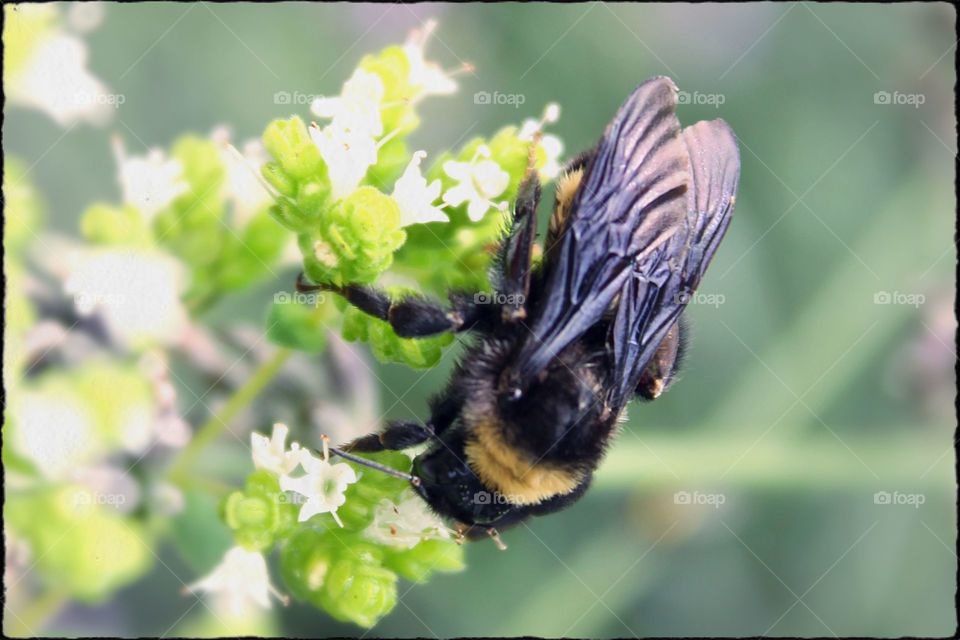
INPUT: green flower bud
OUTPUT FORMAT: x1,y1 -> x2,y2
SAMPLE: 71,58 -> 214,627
262,161 -> 296,197
383,539 -> 465,584
319,553 -> 397,628
262,118 -> 333,234
270,449 -> 464,627
302,186 -> 406,286
263,116 -> 325,182
280,530 -> 395,627
279,529 -> 338,602
245,469 -> 282,495
269,200 -> 303,232
222,470 -> 298,551
223,492 -> 275,550
297,180 -> 332,220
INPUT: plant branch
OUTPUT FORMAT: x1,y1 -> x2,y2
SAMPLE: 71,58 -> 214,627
168,347 -> 292,483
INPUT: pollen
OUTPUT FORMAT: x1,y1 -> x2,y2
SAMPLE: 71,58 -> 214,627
313,240 -> 338,268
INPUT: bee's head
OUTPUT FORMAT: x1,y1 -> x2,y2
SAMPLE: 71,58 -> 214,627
411,429 -> 518,527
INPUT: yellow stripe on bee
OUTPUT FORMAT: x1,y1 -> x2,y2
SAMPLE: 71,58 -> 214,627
549,167 -> 584,242
465,419 -> 583,506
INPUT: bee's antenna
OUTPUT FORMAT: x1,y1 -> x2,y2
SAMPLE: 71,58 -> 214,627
326,445 -> 422,487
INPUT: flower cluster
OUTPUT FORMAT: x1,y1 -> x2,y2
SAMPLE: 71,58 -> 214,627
195,423 -> 464,628
260,21 -> 563,367
4,14 -> 566,634
4,3 -> 115,127
4,161 -> 170,604
2,124 -> 291,611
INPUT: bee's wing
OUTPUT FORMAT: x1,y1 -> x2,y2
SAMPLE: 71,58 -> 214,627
509,77 -> 690,387
608,118 -> 740,405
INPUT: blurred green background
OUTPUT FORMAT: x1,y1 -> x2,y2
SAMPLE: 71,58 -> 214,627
4,2 -> 956,637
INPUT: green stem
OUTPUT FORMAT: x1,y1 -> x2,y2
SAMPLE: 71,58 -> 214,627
5,587 -> 69,637
168,348 -> 292,483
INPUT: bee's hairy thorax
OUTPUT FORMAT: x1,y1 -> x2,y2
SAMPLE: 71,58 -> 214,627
454,336 -> 618,506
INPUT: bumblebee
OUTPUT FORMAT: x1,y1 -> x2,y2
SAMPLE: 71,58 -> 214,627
300,76 -> 740,542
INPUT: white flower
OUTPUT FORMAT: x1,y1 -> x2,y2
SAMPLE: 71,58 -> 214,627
442,146 -> 510,222
364,489 -> 450,549
519,120 -> 564,181
186,547 -> 285,617
311,68 -> 384,137
280,449 -> 357,526
309,122 -> 379,201
64,248 -> 188,347
212,127 -> 273,226
251,423 -> 303,476
12,389 -> 96,478
5,5 -> 115,127
403,20 -> 458,99
392,151 -> 447,226
112,138 -> 189,220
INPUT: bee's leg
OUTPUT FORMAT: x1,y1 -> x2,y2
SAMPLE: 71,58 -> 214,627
636,317 -> 688,400
297,274 -> 492,338
341,420 -> 435,452
486,527 -> 508,551
497,173 -> 541,323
